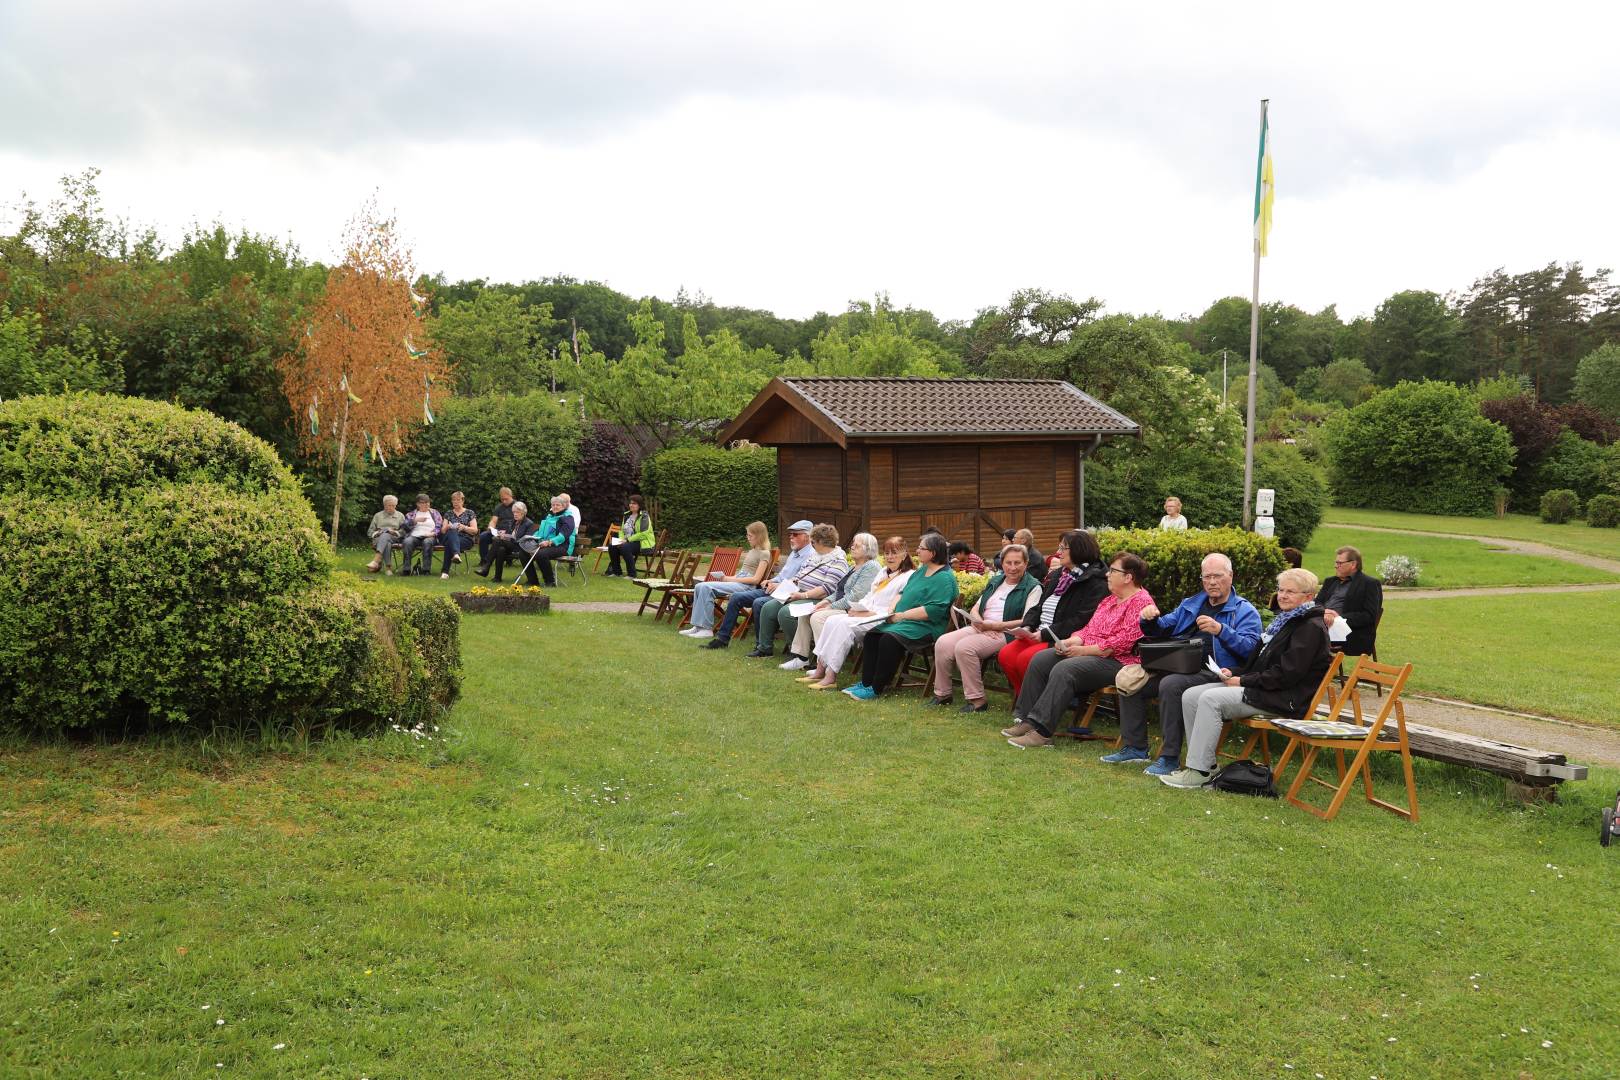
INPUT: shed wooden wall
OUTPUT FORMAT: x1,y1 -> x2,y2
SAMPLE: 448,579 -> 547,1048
775,440 -> 1081,555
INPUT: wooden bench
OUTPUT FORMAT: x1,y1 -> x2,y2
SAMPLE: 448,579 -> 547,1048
1377,715 -> 1586,801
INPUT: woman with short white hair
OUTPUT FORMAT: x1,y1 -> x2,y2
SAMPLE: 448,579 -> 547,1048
365,495 -> 406,573
1160,567 -> 1334,789
787,532 -> 881,667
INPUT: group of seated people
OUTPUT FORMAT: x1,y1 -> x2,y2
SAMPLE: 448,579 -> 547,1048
364,487 -> 588,587
678,516 -> 1385,789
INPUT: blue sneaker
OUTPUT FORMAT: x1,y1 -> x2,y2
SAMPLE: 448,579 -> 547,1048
843,684 -> 878,700
1099,746 -> 1150,764
1143,755 -> 1179,777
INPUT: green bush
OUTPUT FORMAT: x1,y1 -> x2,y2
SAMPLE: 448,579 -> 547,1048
0,393 -> 460,735
1528,430 -> 1607,504
1094,526 -> 1286,611
1327,381 -> 1514,515
1253,442 -> 1328,549
358,392 -> 584,535
642,444 -> 778,546
1539,488 -> 1579,524
1587,493 -> 1620,528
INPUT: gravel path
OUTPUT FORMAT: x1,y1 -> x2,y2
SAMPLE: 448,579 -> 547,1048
1385,582 -> 1620,600
551,602 -> 642,613
1392,693 -> 1620,768
1324,520 -> 1620,574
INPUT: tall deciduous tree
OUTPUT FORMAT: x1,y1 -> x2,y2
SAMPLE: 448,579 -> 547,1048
279,202 -> 451,545
1574,342 -> 1620,420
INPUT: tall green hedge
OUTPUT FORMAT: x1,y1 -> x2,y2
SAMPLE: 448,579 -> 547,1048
357,392 -> 584,534
1096,526 -> 1287,610
0,394 -> 460,734
1327,381 -> 1514,515
641,445 -> 778,545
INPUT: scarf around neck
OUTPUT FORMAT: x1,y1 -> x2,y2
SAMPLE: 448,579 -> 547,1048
1262,599 -> 1315,643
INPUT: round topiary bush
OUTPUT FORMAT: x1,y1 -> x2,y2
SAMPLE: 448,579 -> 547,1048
1539,488 -> 1580,524
0,393 -> 460,734
1587,493 -> 1620,528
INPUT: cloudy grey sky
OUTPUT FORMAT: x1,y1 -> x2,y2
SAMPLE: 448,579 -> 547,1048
4,0 -> 1618,323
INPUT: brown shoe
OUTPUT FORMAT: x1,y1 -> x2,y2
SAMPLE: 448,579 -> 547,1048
1007,730 -> 1053,748
1001,720 -> 1034,738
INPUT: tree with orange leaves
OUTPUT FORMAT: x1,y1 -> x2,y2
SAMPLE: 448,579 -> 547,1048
280,200 -> 452,546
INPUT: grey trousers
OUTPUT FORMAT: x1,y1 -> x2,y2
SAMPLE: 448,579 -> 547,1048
1116,669 -> 1222,757
1181,683 -> 1267,773
1018,653 -> 1123,736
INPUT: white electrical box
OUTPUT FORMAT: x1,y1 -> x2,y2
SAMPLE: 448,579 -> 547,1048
1254,516 -> 1275,538
1255,488 -> 1276,516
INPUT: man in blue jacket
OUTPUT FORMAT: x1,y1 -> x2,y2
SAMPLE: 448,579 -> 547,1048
1101,552 -> 1262,776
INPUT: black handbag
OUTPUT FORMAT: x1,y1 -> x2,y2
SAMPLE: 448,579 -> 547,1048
1138,637 -> 1206,675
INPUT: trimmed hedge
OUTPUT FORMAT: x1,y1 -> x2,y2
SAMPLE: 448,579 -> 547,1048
1539,488 -> 1579,524
360,392 -> 584,536
642,444 -> 778,546
0,394 -> 459,735
1587,493 -> 1620,528
1095,526 -> 1287,611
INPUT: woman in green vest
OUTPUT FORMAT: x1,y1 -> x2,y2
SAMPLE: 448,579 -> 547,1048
606,494 -> 656,577
844,533 -> 957,700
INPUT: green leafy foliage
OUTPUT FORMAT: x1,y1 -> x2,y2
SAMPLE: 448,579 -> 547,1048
570,422 -> 641,536
1586,493 -> 1620,528
1327,381 -> 1514,515
641,445 -> 778,546
1094,526 -> 1286,612
365,392 -> 584,526
1252,442 -> 1328,548
430,288 -> 558,397
1293,357 -> 1376,407
0,394 -> 459,734
1539,488 -> 1579,524
1529,431 -> 1607,504
1573,342 -> 1620,419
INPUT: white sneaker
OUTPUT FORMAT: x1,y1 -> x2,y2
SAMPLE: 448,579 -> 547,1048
440,572 -> 449,580
778,657 -> 808,670
1159,768 -> 1211,790
685,628 -> 713,640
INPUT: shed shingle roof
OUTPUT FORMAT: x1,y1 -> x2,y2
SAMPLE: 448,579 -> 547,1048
776,377 -> 1139,439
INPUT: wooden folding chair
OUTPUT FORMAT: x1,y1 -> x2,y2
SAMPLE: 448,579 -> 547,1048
555,534 -> 591,587
1331,611 -> 1386,696
674,547 -> 742,629
632,549 -> 688,616
634,529 -> 671,575
591,523 -> 621,573
650,551 -> 701,623
725,551 -> 780,640
1266,655 -> 1418,822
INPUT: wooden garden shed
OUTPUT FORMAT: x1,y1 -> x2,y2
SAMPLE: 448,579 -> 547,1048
717,377 -> 1140,554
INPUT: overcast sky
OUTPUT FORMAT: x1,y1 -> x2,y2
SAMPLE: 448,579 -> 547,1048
3,0 -> 1618,324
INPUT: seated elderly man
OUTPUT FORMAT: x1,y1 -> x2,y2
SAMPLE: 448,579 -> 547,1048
365,495 -> 406,573
1103,552 -> 1262,776
1317,545 -> 1384,657
399,493 -> 444,576
1159,567 -> 1334,789
705,519 -> 815,651
522,495 -> 578,587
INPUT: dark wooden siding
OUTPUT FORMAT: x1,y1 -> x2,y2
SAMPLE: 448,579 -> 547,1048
895,446 -> 977,510
981,444 -> 1055,507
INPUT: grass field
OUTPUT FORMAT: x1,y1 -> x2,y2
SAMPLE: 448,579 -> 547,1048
1302,526 -> 1620,589
4,610 -> 1619,1077
1324,507 -> 1620,563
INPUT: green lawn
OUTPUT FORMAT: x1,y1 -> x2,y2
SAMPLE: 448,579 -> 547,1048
1302,526 -> 1620,589
4,608 -> 1619,1077
334,542 -> 654,605
1325,506 -> 1620,563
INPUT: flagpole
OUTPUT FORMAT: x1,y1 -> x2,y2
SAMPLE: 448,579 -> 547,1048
1242,98 -> 1269,531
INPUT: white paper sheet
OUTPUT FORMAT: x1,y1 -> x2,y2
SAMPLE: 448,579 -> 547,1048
1206,655 -> 1223,676
787,600 -> 816,617
770,579 -> 796,601
953,606 -> 975,624
849,613 -> 890,629
1326,617 -> 1351,643
609,537 -> 623,546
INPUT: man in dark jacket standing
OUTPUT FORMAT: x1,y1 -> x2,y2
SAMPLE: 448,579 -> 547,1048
1317,545 -> 1383,657
1160,567 -> 1333,789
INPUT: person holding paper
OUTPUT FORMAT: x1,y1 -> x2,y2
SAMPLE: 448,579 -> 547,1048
1316,545 -> 1383,657
475,487 -> 517,571
806,538 -> 914,690
1159,568 -> 1333,790
789,532 -> 881,669
843,533 -> 958,700
767,524 -> 849,668
995,530 -> 1109,700
477,501 -> 539,583
926,544 -> 1038,713
704,519 -> 814,651
682,522 -> 773,639
604,494 -> 655,578
1004,552 -> 1154,747
1104,552 -> 1262,775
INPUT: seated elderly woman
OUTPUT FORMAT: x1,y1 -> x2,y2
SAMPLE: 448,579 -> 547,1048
995,529 -> 1109,700
805,537 -> 913,691
1003,551 -> 1154,748
1159,567 -> 1334,789
842,533 -> 957,700
681,522 -> 774,639
787,532 -> 881,669
927,543 -> 1038,713
365,495 -> 406,573
399,493 -> 444,576
477,500 -> 540,583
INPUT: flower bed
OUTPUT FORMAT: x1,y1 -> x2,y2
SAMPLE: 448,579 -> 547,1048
450,585 -> 552,615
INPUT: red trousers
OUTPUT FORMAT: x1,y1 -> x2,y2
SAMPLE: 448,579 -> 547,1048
997,638 -> 1051,701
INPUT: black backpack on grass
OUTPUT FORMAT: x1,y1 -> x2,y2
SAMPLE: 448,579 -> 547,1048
1209,759 -> 1278,798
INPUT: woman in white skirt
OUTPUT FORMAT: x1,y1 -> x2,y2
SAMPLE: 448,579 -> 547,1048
803,536 -> 914,690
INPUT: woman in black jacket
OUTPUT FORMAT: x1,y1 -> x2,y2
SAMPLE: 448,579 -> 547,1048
1159,567 -> 1333,789
994,529 -> 1109,700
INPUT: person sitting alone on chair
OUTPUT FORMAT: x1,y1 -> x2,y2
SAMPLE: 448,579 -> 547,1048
1317,545 -> 1383,657
1159,567 -> 1333,790
605,494 -> 655,578
1104,552 -> 1262,776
